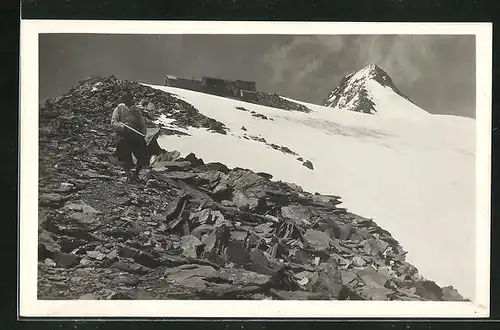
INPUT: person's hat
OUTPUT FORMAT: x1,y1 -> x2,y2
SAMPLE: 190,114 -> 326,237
121,90 -> 134,105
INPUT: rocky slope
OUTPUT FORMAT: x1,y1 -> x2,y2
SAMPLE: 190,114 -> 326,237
37,76 -> 465,301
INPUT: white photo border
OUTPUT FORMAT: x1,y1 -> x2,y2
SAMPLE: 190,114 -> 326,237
19,20 -> 492,318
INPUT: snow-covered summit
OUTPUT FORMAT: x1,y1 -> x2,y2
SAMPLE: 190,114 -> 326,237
324,64 -> 431,119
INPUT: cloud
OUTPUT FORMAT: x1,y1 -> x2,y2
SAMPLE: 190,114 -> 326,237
262,36 -> 345,84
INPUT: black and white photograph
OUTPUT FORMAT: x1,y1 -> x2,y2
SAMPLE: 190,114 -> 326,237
20,21 -> 492,318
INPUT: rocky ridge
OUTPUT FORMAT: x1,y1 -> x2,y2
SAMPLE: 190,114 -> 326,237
37,76 -> 466,301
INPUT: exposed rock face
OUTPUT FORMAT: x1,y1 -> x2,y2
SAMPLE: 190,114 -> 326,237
37,76 -> 466,301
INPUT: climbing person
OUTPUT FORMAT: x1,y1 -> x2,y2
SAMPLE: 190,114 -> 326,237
110,89 -> 149,183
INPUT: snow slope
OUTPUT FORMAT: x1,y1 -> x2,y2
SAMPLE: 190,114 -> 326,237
143,83 -> 476,300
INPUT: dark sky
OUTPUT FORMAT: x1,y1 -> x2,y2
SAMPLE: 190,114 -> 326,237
39,34 -> 476,118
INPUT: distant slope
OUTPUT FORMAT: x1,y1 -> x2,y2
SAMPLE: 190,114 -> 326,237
145,83 -> 476,300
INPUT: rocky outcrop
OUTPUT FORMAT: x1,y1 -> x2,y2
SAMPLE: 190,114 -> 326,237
254,92 -> 312,113
37,76 -> 467,301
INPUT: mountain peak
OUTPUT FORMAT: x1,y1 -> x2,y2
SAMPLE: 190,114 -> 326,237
349,63 -> 397,90
360,63 -> 383,74
323,64 -> 427,118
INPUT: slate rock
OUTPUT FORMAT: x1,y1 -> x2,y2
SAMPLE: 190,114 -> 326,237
225,241 -> 251,266
221,200 -> 236,207
130,289 -> 155,300
63,200 -> 100,214
351,256 -> 366,267
442,286 -> 466,301
119,245 -> 139,259
357,267 -> 390,288
181,235 -> 203,258
339,223 -> 354,240
293,270 -> 314,281
204,162 -> 230,174
39,193 -> 70,207
152,150 -> 181,163
145,179 -> 162,188
227,169 -> 268,192
112,260 -> 152,275
79,258 -> 93,267
164,193 -> 188,221
58,182 -> 75,192
303,230 -> 331,251
104,228 -> 137,240
202,230 -> 217,255
211,210 -> 227,227
294,250 -> 312,265
281,206 -> 313,225
195,170 -> 222,184
253,223 -> 274,236
346,231 -> 361,242
86,250 -> 106,261
410,280 -> 443,301
111,275 -> 141,286
164,264 -> 217,288
159,254 -> 190,267
210,268 -> 271,287
38,210 -> 48,227
52,252 -> 81,268
356,286 -> 395,300
340,269 -> 359,286
232,191 -> 262,212
106,249 -> 119,260
163,171 -> 198,180
249,249 -> 284,276
38,230 -> 62,260
191,224 -> 215,239
386,245 -> 407,263
184,153 -> 204,166
229,230 -> 248,241
153,160 -> 192,170
133,250 -> 161,269
310,194 -> 342,207
189,209 -> 212,226
256,172 -> 273,180
79,293 -> 99,300
270,289 -> 328,300
213,181 -> 232,199
107,292 -> 134,300
362,238 -> 390,256
58,235 -> 87,253
312,259 -> 345,299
